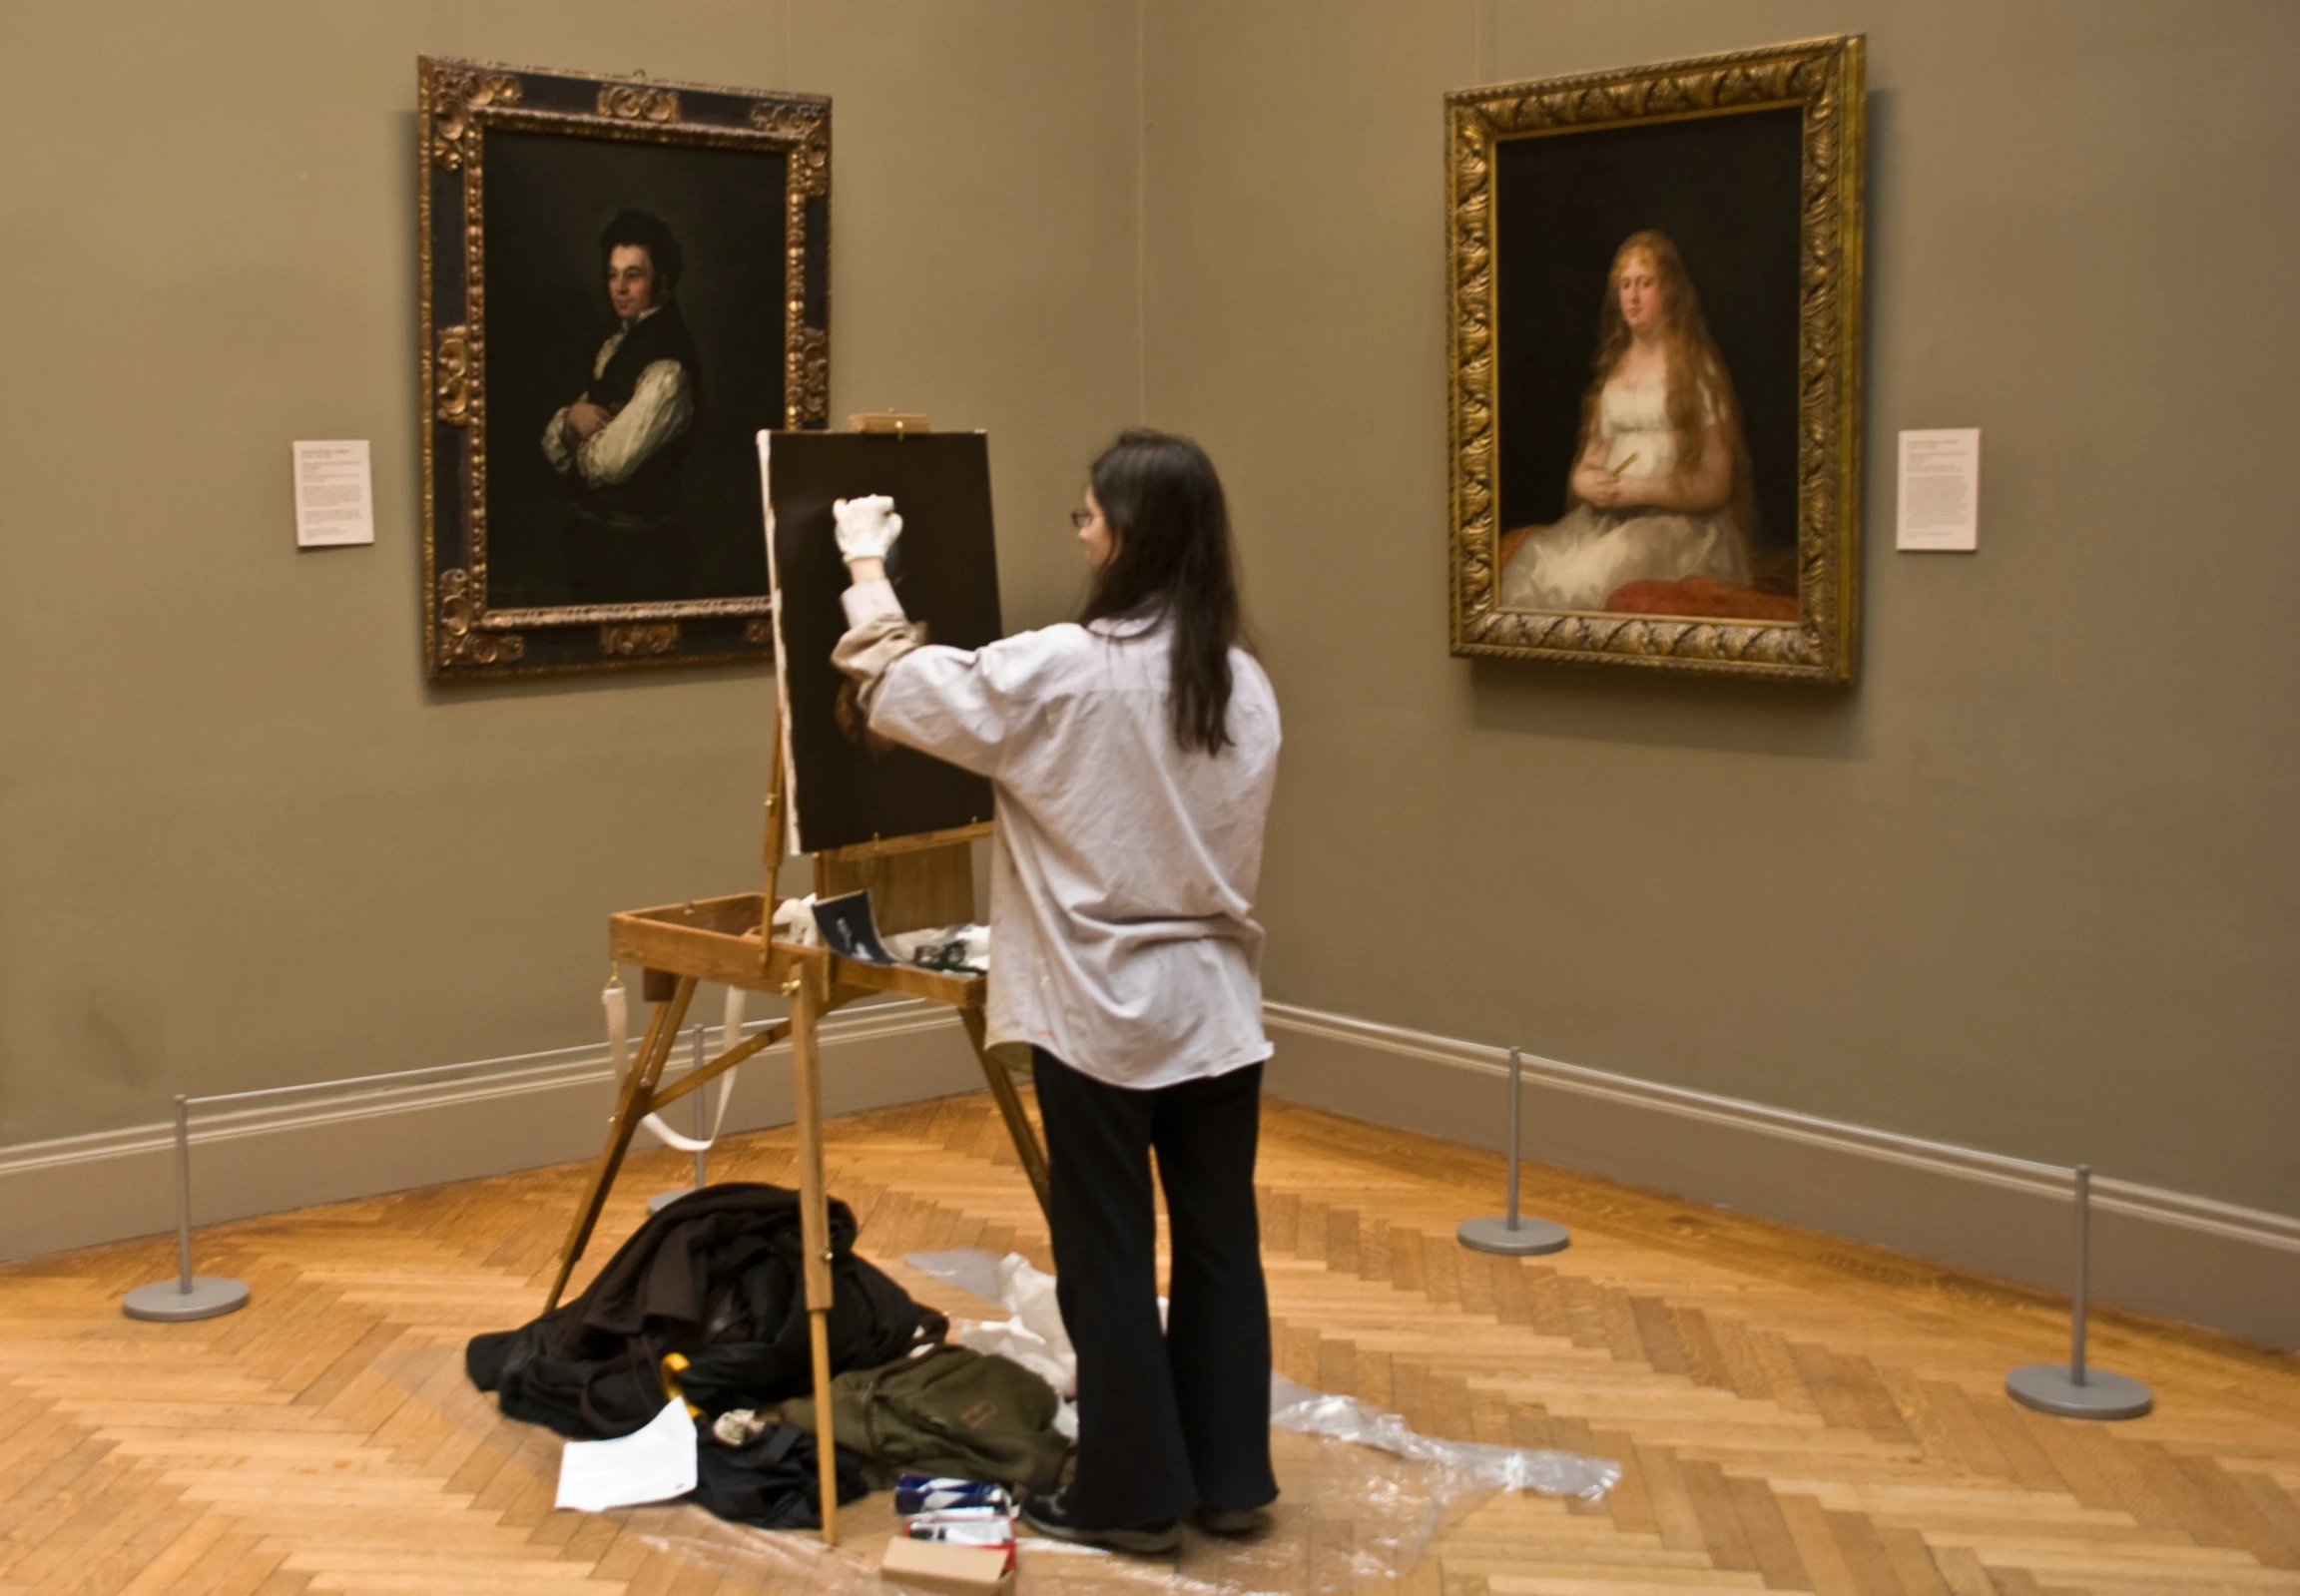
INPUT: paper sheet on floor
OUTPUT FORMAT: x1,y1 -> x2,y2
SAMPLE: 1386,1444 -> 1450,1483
555,1397 -> 699,1512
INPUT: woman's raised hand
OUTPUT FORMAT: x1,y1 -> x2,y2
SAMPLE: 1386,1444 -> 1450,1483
833,494 -> 904,563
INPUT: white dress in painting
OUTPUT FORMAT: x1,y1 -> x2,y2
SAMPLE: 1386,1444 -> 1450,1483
1498,370 -> 1751,612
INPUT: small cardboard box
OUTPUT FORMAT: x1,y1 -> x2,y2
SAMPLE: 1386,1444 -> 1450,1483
878,1535 -> 1014,1596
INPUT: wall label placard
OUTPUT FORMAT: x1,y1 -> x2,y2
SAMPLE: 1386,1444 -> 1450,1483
291,439 -> 376,549
1897,428 -> 1981,551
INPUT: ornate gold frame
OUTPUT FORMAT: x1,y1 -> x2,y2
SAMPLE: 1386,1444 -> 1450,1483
1446,36 -> 1864,683
417,57 -> 831,680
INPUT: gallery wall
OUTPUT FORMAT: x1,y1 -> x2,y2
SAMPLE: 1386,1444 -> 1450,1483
1142,0 -> 2300,1216
5,0 -> 2293,1250
0,0 -> 1138,1148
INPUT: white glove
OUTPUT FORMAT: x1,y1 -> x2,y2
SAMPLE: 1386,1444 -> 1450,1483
833,494 -> 903,562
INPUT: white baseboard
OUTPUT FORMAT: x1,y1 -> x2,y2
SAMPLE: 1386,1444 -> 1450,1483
1262,1003 -> 2300,1350
0,999 -> 980,1265
14,994 -> 2291,1349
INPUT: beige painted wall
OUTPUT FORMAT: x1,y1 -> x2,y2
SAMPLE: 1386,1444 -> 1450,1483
7,0 -> 2294,1231
1143,0 -> 2300,1215
0,0 -> 1137,1146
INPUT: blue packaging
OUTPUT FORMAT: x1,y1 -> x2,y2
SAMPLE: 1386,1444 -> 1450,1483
893,1474 -> 1013,1515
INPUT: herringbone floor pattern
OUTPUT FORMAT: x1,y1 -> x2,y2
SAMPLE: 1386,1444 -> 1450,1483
1,1091 -> 2295,1594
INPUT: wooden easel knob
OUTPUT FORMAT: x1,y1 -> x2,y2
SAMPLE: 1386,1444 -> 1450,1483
846,410 -> 931,436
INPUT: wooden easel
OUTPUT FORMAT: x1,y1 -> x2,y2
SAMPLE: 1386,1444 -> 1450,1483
543,763 -> 1048,1543
543,420 -> 1049,1545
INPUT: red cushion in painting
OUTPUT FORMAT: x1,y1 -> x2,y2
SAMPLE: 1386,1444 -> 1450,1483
1605,577 -> 1798,622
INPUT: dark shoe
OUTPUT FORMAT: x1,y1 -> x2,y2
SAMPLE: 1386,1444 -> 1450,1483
1195,1505 -> 1271,1537
1020,1489 -> 1181,1557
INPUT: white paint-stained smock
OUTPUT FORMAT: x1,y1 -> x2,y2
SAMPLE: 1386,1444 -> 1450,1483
833,578 -> 1279,1090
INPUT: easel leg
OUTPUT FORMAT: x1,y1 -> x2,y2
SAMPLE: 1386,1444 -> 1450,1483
959,1004 -> 1052,1224
787,963 -> 840,1546
545,975 -> 696,1311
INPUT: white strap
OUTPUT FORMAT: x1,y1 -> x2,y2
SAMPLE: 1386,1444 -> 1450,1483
608,983 -> 748,1154
604,975 -> 630,1076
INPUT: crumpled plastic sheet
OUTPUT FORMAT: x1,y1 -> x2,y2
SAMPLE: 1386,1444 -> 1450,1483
909,1248 -> 1078,1404
520,1246 -> 1602,1592
904,1249 -> 1614,1505
1268,1375 -> 1613,1499
901,1247 -> 1028,1320
625,1416 -> 1593,1596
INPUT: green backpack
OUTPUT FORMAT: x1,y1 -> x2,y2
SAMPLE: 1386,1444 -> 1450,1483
784,1342 -> 1068,1489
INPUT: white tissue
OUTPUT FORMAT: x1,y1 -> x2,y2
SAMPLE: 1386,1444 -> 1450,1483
950,1252 -> 1076,1397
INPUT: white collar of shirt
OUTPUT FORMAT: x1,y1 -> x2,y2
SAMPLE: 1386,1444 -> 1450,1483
595,301 -> 665,373
1084,611 -> 1165,642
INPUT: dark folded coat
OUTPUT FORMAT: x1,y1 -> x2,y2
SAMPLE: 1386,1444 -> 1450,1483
466,1182 -> 925,1438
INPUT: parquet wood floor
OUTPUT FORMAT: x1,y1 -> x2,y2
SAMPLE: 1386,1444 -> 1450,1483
1,1090 -> 2294,1594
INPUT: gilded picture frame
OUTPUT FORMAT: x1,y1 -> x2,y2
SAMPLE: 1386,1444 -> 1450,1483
1446,36 -> 1864,683
417,57 -> 831,680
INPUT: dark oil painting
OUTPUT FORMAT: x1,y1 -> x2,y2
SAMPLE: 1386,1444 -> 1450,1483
1490,107 -> 1804,624
482,131 -> 787,613
418,59 -> 830,678
763,430 -> 1003,854
1446,38 -> 1866,681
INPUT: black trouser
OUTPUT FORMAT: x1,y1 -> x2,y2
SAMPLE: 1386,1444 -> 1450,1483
1032,1049 -> 1278,1528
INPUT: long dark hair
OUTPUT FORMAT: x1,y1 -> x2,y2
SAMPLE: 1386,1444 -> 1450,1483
1081,428 -> 1246,755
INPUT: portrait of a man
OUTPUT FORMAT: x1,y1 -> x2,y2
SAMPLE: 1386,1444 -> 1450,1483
477,127 -> 795,623
542,210 -> 702,603
418,59 -> 831,678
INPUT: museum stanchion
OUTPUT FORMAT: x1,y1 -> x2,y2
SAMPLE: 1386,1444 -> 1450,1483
121,1094 -> 253,1323
2005,1164 -> 2153,1420
1457,1047 -> 1570,1257
123,1053 -> 550,1325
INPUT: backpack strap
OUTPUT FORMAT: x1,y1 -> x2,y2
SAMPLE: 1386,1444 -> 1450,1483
853,1340 -> 939,1458
759,1421 -> 805,1470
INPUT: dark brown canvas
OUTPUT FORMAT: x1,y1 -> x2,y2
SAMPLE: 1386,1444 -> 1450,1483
763,431 -> 1003,853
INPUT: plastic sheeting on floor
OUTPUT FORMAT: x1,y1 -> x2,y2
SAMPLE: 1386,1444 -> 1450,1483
903,1246 -> 1617,1505
510,1245 -> 1623,1592
384,1245 -> 1619,1595
626,1413 -> 1609,1595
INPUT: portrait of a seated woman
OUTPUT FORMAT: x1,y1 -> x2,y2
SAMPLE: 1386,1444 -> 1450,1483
1496,231 -> 1794,623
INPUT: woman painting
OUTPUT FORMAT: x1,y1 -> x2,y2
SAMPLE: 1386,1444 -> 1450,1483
829,429 -> 1281,1557
1498,231 -> 1760,613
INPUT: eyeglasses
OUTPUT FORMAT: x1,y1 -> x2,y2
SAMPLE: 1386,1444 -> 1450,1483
1069,507 -> 1097,530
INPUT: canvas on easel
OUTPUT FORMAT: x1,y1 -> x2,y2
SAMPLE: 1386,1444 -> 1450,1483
758,430 -> 1003,854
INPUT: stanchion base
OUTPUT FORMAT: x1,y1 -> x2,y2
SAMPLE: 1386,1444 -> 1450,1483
647,1189 -> 698,1215
123,1277 -> 251,1323
2006,1363 -> 2152,1420
1457,1216 -> 1570,1256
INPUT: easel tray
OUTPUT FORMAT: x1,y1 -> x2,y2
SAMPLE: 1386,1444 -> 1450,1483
609,892 -> 986,1007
